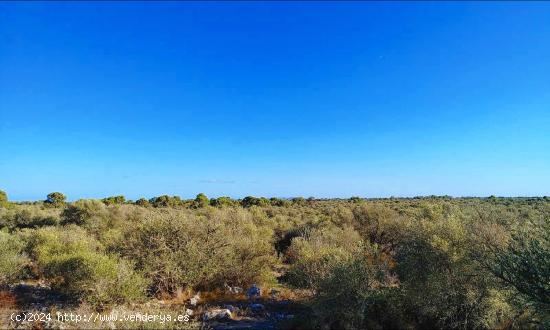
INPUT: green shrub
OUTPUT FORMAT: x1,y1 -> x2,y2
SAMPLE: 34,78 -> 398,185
285,225 -> 362,290
394,210 -> 500,329
102,195 -> 126,205
45,192 -> 66,206
116,207 -> 275,294
0,231 -> 28,286
474,216 -> 550,327
135,198 -> 151,207
193,193 -> 209,208
0,205 -> 60,230
309,245 -> 400,329
210,196 -> 237,207
29,226 -> 147,308
60,199 -> 107,226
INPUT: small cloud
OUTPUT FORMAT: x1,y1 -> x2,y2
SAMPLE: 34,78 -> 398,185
199,179 -> 236,184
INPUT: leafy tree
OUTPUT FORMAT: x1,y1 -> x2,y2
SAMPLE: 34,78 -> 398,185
476,217 -> 550,319
241,196 -> 270,208
45,192 -> 66,205
149,195 -> 184,208
194,193 -> 209,208
210,196 -> 236,207
102,195 -> 126,205
241,196 -> 259,208
135,198 -> 151,207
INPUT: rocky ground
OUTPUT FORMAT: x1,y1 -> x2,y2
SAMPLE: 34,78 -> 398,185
0,282 -> 307,329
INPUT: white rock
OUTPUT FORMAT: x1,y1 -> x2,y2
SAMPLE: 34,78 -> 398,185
190,292 -> 200,306
202,309 -> 232,321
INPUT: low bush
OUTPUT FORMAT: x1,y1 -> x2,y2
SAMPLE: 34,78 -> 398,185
285,225 -> 362,290
0,231 -> 29,287
0,206 -> 60,231
308,245 -> 400,329
116,207 -> 275,294
28,226 -> 147,308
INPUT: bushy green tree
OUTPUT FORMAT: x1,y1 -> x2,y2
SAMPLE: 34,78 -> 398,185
241,196 -> 270,208
45,192 -> 66,206
102,195 -> 126,205
194,193 -> 209,208
149,195 -> 184,208
135,198 -> 151,207
210,196 -> 236,207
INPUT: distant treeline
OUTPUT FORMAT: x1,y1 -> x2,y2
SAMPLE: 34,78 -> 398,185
3,189 -> 549,208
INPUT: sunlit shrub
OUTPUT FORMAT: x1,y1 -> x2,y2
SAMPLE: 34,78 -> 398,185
60,199 -> 106,226
0,231 -> 28,286
29,226 -> 147,308
0,205 -> 60,230
285,225 -> 362,290
116,207 -> 275,294
308,244 -> 400,329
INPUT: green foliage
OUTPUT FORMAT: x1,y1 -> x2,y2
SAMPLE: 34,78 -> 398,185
116,208 -> 275,294
0,189 -> 8,208
210,196 -> 237,207
310,245 -> 400,329
492,219 -> 549,308
270,197 -> 290,207
149,195 -> 185,208
241,196 -> 270,208
1,195 -> 547,327
102,195 -> 126,205
0,206 -> 59,230
135,198 -> 151,207
28,226 -> 147,307
291,197 -> 306,205
0,231 -> 28,286
393,211 -> 497,329
45,191 -> 66,205
61,199 -> 106,226
285,226 -> 363,290
475,216 -> 550,325
194,193 -> 209,208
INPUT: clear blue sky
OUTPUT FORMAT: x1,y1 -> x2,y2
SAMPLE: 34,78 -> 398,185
1,2 -> 549,201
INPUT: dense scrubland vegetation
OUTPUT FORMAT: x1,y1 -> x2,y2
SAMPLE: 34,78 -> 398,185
0,189 -> 548,329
